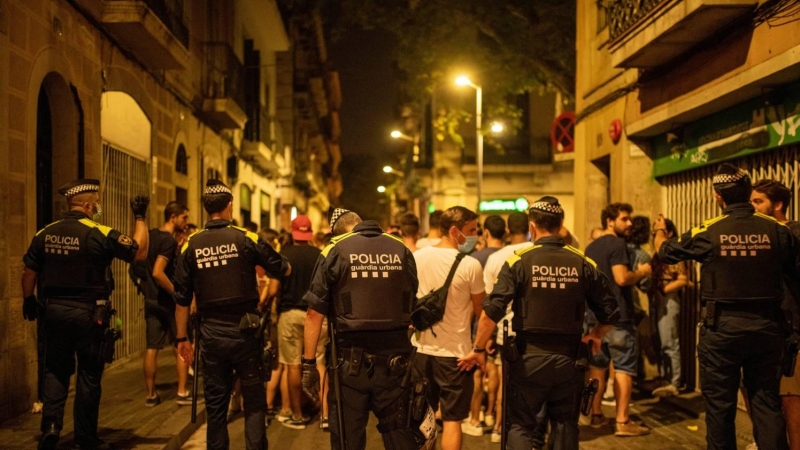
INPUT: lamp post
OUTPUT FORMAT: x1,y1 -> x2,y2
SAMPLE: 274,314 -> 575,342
455,76 -> 483,213
390,130 -> 420,163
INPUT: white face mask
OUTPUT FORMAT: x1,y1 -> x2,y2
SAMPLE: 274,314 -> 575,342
92,202 -> 102,221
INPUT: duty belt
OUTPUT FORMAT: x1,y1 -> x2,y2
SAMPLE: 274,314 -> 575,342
339,346 -> 414,378
515,332 -> 582,358
49,298 -> 99,310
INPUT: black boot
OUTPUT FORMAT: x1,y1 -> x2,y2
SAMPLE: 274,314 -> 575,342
38,423 -> 59,450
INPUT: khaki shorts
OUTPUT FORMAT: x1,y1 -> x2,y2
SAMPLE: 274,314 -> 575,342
277,309 -> 328,366
781,353 -> 800,396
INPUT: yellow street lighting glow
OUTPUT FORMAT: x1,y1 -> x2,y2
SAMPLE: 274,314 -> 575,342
390,130 -> 402,138
455,76 -> 471,86
383,166 -> 393,173
491,122 -> 504,133
377,185 -> 387,193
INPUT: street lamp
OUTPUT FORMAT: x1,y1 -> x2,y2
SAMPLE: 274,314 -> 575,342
377,185 -> 387,193
390,130 -> 421,162
491,122 -> 504,134
383,165 -> 404,176
455,75 -> 483,212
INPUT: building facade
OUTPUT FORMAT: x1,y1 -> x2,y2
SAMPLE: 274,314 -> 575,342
576,0 -> 800,389
0,0 -> 339,421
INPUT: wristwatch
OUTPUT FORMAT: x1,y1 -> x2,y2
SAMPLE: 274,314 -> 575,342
301,356 -> 317,365
175,336 -> 189,343
473,347 -> 486,353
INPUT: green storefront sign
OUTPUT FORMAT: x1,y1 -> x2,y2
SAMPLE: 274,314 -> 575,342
652,84 -> 800,177
479,198 -> 529,212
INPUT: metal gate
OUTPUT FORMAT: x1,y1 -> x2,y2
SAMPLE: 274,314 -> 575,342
101,142 -> 151,365
662,145 -> 800,390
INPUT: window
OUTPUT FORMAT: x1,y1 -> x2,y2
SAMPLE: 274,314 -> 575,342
175,144 -> 188,175
260,191 -> 271,229
240,184 -> 252,226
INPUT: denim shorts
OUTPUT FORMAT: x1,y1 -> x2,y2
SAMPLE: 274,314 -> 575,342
589,324 -> 638,376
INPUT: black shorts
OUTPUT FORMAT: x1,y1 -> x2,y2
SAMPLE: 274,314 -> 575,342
412,353 -> 474,422
144,298 -> 176,350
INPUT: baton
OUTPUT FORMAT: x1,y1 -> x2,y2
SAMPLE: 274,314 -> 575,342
328,318 -> 346,449
191,313 -> 200,423
501,319 -> 509,450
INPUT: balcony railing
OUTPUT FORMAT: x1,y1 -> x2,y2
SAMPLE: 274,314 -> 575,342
107,0 -> 188,47
202,42 -> 246,113
607,0 -> 665,41
245,105 -> 272,148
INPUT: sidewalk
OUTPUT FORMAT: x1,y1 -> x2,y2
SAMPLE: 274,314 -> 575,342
0,351 -> 205,450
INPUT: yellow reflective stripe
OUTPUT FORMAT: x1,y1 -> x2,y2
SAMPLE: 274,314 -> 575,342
506,244 -> 540,267
382,233 -> 404,244
181,228 -> 206,254
228,225 -> 260,244
564,244 -> 597,268
689,214 -> 728,238
78,218 -> 112,236
321,231 -> 357,257
35,220 -> 63,236
505,254 -> 521,268
754,212 -> 781,223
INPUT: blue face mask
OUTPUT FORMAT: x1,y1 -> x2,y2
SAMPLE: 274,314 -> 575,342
457,230 -> 479,254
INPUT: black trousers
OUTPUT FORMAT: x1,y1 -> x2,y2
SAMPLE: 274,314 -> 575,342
41,302 -> 105,446
201,320 -> 266,450
699,314 -> 787,450
506,352 -> 583,450
329,348 -> 424,450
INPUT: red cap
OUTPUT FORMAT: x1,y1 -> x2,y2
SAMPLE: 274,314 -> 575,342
291,215 -> 313,241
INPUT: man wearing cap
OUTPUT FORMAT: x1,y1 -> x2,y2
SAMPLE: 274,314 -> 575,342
172,180 -> 291,450
302,208 -> 436,450
653,163 -> 800,450
459,196 -> 619,450
22,179 -> 150,450
268,215 -> 328,429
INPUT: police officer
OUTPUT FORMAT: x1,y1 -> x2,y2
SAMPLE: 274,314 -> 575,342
22,179 -> 150,450
301,209 -> 435,450
459,196 -> 619,450
172,179 -> 290,450
653,163 -> 800,450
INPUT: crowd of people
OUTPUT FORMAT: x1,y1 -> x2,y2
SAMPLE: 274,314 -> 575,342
22,162 -> 800,450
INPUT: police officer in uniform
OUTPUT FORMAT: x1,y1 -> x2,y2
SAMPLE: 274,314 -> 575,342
653,163 -> 800,450
302,210 -> 435,450
22,179 -> 150,450
172,180 -> 290,450
459,196 -> 619,450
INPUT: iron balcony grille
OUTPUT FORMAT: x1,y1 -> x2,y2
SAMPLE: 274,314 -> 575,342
606,0 -> 665,41
107,0 -> 189,48
202,42 -> 247,113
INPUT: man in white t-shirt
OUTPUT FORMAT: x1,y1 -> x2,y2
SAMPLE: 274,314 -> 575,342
416,209 -> 444,250
412,206 -> 486,450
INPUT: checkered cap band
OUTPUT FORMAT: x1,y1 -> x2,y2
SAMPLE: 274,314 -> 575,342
530,201 -> 563,215
712,170 -> 748,185
63,184 -> 99,197
204,184 -> 232,195
329,208 -> 350,229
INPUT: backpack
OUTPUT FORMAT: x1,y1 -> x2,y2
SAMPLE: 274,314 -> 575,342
410,253 -> 466,333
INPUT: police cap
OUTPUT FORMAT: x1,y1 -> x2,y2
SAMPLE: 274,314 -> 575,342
58,179 -> 100,198
328,205 -> 352,230
529,196 -> 564,218
204,179 -> 232,196
712,163 -> 750,187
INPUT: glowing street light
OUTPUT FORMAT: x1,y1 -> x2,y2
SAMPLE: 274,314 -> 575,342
377,185 -> 387,193
390,130 -> 420,162
455,74 -> 483,212
383,166 -> 393,173
390,130 -> 403,139
491,122 -> 504,134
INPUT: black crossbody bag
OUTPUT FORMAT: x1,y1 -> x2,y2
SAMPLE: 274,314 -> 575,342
410,253 -> 466,334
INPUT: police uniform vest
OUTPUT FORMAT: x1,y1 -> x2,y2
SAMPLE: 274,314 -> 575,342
40,218 -> 112,300
698,212 -> 784,303
329,232 -> 413,332
510,243 -> 589,336
187,225 -> 258,313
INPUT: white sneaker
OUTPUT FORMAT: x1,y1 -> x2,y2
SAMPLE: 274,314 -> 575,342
461,422 -> 484,437
652,384 -> 680,397
601,397 -> 616,407
491,429 -> 501,443
276,410 -> 292,423
484,414 -> 495,427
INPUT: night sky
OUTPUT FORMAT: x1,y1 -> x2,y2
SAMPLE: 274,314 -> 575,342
330,28 -> 400,222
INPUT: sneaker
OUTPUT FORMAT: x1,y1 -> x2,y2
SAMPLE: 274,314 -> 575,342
615,420 -> 650,437
601,396 -> 616,407
276,410 -> 292,423
145,395 -> 161,407
320,418 -> 329,431
485,414 -> 495,427
490,429 -> 501,443
652,384 -> 680,397
590,414 -> 608,429
461,421 -> 484,437
176,391 -> 203,406
281,416 -> 308,430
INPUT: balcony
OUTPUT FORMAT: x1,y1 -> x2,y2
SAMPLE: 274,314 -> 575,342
102,0 -> 190,69
201,43 -> 248,130
606,0 -> 757,68
243,106 -> 282,176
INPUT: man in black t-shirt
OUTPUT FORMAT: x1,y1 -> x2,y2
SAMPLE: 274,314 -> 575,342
585,203 -> 652,436
268,215 -> 326,429
142,202 -> 197,407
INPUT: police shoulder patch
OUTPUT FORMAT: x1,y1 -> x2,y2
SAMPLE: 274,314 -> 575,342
118,235 -> 133,246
